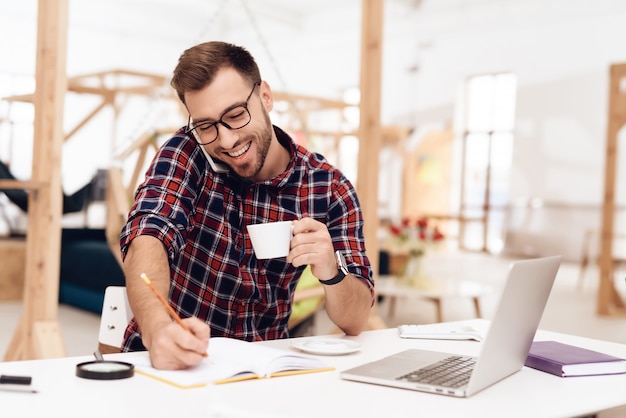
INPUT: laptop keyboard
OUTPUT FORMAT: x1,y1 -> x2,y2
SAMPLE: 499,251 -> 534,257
396,355 -> 476,388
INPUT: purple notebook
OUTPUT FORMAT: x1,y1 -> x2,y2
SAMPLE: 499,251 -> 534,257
525,341 -> 626,377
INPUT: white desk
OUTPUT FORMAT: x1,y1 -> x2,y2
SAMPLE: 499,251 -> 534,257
2,320 -> 626,418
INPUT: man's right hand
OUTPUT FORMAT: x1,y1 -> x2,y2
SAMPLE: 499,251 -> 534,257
146,317 -> 211,370
123,235 -> 211,369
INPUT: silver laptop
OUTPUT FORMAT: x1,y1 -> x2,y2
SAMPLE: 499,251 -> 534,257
341,255 -> 561,398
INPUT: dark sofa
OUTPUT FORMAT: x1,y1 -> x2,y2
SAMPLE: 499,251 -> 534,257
59,228 -> 125,314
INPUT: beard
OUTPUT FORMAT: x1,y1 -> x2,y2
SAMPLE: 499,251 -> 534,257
227,111 -> 273,181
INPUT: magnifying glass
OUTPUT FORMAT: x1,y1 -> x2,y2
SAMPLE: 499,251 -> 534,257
76,350 -> 134,380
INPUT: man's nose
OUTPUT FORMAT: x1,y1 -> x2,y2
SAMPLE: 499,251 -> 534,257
216,124 -> 240,148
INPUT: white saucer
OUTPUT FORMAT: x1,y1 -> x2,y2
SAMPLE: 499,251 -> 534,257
291,338 -> 362,355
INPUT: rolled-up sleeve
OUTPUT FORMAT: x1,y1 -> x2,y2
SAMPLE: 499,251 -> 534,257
119,133 -> 201,262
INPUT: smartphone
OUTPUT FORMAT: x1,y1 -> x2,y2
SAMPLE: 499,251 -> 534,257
198,144 -> 230,173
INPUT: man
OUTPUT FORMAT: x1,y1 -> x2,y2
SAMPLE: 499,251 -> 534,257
120,41 -> 374,370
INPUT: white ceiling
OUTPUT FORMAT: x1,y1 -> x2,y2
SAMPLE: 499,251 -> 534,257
2,0 -> 626,111
0,0 -> 445,99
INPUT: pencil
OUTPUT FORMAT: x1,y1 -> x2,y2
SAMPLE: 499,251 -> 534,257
141,273 -> 208,358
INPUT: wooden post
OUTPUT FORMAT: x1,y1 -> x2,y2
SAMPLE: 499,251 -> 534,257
4,0 -> 68,360
357,0 -> 386,329
598,63 -> 626,316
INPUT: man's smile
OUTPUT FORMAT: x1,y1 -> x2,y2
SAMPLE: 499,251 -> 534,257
225,141 -> 251,158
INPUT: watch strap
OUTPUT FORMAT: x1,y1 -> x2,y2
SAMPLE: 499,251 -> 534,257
318,270 -> 346,285
318,251 -> 349,285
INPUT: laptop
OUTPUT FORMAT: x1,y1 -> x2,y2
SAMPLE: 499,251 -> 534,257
340,255 -> 562,398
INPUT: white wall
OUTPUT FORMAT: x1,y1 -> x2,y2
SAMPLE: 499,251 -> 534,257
378,0 -> 626,260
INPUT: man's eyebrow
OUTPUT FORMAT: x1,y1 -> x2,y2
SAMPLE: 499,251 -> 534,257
190,117 -> 215,125
191,100 -> 248,125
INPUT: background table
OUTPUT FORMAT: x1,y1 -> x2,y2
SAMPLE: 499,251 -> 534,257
376,275 -> 493,322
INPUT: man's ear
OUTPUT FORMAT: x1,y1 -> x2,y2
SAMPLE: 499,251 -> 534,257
259,80 -> 274,112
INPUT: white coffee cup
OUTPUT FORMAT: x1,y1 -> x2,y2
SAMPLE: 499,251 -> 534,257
246,221 -> 293,259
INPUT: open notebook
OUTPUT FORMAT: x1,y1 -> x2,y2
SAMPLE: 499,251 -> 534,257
133,337 -> 333,388
341,255 -> 561,397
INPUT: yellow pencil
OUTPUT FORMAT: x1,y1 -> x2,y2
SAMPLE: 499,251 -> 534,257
141,273 -> 208,358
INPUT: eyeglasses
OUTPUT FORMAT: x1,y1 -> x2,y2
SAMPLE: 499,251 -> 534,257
186,82 -> 260,145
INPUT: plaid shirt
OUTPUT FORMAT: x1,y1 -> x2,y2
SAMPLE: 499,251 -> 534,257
120,126 -> 373,351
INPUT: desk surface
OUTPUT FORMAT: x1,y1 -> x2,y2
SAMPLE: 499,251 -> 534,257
2,319 -> 625,418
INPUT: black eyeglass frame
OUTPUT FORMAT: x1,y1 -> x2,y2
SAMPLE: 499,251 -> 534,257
186,82 -> 260,146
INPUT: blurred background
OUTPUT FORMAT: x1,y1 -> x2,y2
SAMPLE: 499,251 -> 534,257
2,0 -> 626,363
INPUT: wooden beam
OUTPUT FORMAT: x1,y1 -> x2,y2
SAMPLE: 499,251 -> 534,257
67,84 -> 165,96
64,99 -> 110,142
0,180 -> 43,190
116,131 -> 160,160
130,143 -> 152,197
1,93 -> 34,103
357,0 -> 386,330
598,63 -> 626,316
5,0 -> 69,361
272,92 -> 348,110
71,68 -> 167,82
3,70 -> 171,103
105,167 -> 128,267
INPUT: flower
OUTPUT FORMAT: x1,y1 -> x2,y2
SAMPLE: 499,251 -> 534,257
386,216 -> 445,256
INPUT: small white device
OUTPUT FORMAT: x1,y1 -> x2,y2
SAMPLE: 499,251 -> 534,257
398,323 -> 483,342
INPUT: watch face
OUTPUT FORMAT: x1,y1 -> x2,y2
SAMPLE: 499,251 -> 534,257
335,251 -> 349,275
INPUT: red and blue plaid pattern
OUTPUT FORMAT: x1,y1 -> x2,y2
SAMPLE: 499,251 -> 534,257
120,126 -> 373,351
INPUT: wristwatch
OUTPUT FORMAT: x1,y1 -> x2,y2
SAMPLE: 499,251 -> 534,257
318,251 -> 349,285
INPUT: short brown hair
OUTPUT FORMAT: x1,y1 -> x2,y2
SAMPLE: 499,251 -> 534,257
170,41 -> 262,104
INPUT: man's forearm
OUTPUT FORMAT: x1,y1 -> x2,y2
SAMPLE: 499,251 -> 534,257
322,275 -> 373,335
123,235 -> 173,349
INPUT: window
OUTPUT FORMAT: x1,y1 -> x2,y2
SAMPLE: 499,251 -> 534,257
459,73 -> 516,253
